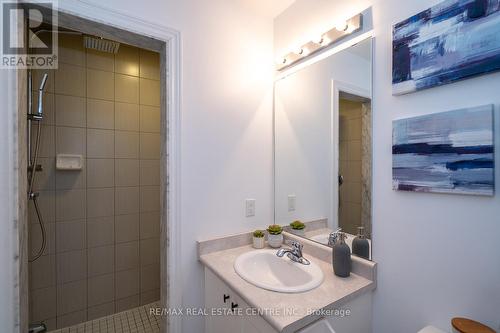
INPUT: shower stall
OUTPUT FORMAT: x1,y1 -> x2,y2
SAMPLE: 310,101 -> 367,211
27,28 -> 162,332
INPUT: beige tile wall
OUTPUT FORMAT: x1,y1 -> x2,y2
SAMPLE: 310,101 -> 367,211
28,34 -> 161,330
339,99 -> 363,235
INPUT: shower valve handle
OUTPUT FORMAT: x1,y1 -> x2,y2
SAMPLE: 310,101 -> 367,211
28,164 -> 43,172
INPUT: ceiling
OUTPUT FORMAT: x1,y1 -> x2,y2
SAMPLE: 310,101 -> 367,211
240,0 -> 296,18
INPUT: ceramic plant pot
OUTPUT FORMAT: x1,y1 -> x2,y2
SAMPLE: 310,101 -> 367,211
253,236 -> 265,249
291,228 -> 305,237
267,233 -> 283,248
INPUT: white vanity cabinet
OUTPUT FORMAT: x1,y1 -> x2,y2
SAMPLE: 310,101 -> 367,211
296,292 -> 372,333
205,269 -> 278,333
204,268 -> 373,333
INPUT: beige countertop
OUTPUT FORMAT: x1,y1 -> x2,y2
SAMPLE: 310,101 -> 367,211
198,236 -> 376,333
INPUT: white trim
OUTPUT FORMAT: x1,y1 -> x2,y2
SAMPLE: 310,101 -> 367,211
331,80 -> 371,232
8,69 -> 19,333
59,0 -> 179,39
11,2 -> 183,332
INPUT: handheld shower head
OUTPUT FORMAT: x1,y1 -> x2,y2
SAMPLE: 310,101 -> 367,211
39,73 -> 48,91
36,73 -> 49,119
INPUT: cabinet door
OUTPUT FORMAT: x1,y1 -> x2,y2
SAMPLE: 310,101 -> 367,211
205,269 -> 278,333
232,286 -> 277,333
242,317 -> 263,333
326,292 -> 372,333
205,269 -> 242,333
241,315 -> 278,333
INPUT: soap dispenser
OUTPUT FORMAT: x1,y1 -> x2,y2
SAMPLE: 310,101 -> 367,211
352,226 -> 370,260
333,232 -> 351,278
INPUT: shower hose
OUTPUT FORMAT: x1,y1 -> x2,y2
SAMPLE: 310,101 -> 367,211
28,120 -> 46,263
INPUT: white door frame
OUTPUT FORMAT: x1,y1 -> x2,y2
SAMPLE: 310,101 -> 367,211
331,80 -> 371,232
9,1 -> 183,332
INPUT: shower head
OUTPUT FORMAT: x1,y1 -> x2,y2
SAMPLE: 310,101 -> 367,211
34,73 -> 49,119
34,30 -> 120,54
39,73 -> 48,91
83,35 -> 120,54
33,30 -> 120,54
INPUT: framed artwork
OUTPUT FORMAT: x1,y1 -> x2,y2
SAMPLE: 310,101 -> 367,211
392,0 -> 500,95
393,105 -> 495,196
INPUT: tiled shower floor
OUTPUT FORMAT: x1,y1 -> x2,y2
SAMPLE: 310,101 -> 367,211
48,302 -> 161,333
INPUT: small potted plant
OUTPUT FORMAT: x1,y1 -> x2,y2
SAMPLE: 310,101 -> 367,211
289,220 -> 306,236
252,230 -> 265,249
267,224 -> 283,248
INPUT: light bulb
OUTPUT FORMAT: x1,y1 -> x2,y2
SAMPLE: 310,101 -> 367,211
294,47 -> 305,55
335,21 -> 348,32
313,36 -> 324,45
275,56 -> 287,65
345,24 -> 357,33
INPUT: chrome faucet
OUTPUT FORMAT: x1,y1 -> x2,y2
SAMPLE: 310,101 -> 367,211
328,228 -> 343,246
276,240 -> 310,265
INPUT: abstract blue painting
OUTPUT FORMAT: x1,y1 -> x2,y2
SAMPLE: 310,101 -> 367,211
393,105 -> 495,196
392,0 -> 500,95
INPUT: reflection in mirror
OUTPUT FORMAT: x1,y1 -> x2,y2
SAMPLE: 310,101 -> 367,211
274,38 -> 373,260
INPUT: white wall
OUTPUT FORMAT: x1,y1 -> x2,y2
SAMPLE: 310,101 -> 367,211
83,2 -> 275,332
274,47 -> 371,227
275,1 -> 500,332
138,1 -> 268,332
0,1 -> 273,332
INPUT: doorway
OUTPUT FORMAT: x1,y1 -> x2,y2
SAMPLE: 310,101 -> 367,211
338,93 -> 372,237
13,4 -> 180,333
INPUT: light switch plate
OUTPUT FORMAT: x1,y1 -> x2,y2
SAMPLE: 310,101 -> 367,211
245,199 -> 255,217
288,195 -> 296,211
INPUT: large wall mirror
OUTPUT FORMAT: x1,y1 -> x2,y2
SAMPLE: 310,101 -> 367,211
274,38 -> 373,260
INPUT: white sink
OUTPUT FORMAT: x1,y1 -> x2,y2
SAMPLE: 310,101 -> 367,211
234,249 -> 324,293
310,234 -> 331,245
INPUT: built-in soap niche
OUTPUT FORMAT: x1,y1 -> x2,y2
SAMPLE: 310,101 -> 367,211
56,154 -> 83,170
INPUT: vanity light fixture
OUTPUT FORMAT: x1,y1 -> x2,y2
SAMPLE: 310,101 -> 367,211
345,23 -> 358,34
304,41 -> 321,55
276,13 -> 362,71
277,52 -> 300,67
294,47 -> 306,56
335,22 -> 349,32
315,37 -> 325,45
